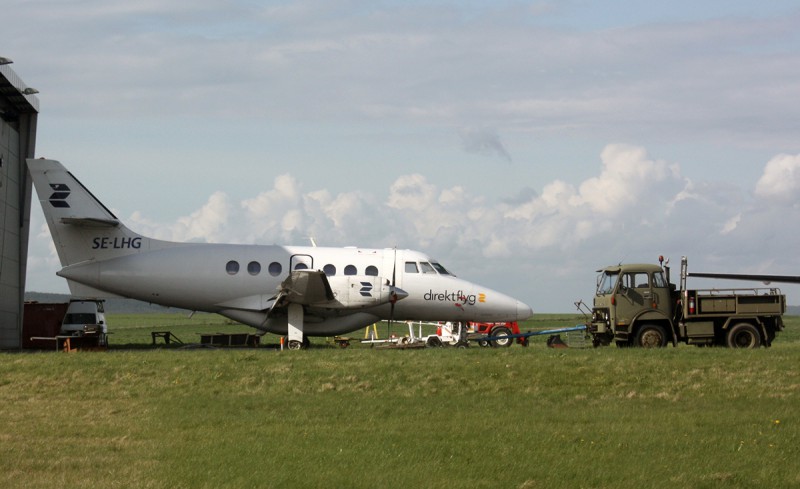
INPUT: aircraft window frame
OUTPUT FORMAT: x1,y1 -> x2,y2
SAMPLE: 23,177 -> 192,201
226,260 -> 240,275
344,265 -> 357,276
420,262 -> 436,274
247,261 -> 261,276
405,262 -> 419,273
323,264 -> 336,276
365,265 -> 378,276
268,262 -> 282,276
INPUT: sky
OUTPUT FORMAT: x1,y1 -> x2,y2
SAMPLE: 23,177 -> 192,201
5,0 -> 800,312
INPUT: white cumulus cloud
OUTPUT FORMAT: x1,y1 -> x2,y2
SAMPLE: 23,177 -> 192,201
755,153 -> 800,205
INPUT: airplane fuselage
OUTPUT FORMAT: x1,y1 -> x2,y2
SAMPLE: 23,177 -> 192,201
58,243 -> 531,335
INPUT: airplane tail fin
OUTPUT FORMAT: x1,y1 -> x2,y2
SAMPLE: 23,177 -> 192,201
27,158 -> 151,269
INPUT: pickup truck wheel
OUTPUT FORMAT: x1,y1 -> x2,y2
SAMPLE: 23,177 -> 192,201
726,323 -> 761,349
489,326 -> 513,348
635,324 -> 666,348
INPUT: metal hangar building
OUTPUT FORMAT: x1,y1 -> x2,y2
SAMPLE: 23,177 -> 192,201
0,58 -> 39,349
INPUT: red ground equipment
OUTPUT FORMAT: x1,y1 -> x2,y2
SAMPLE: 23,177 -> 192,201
468,321 -> 528,347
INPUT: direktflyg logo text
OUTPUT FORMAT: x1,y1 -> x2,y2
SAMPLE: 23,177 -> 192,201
424,289 -> 486,306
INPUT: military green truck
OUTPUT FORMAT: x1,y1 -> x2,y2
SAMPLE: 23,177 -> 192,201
587,256 -> 785,348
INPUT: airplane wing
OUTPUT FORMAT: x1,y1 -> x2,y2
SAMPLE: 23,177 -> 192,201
689,272 -> 800,284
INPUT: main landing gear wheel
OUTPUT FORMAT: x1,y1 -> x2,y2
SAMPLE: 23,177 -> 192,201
286,336 -> 311,350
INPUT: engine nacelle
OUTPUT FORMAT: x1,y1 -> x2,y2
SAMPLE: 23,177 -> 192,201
326,275 -> 405,309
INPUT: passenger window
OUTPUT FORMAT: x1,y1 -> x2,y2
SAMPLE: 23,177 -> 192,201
295,263 -> 309,270
226,260 -> 240,275
420,262 -> 436,274
247,261 -> 261,276
268,262 -> 282,276
344,265 -> 357,275
365,265 -> 378,276
323,264 -> 336,276
405,262 -> 419,273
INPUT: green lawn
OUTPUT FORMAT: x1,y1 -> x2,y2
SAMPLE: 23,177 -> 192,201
1,314 -> 798,488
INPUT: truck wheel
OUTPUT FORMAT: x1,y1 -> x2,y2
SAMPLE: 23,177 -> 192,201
489,326 -> 513,348
726,323 -> 761,349
635,324 -> 666,348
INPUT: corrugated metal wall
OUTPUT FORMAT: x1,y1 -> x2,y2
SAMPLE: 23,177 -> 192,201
0,64 -> 38,349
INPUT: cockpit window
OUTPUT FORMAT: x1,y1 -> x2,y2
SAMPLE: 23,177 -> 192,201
405,262 -> 419,273
597,272 -> 618,295
420,262 -> 436,274
431,262 -> 451,275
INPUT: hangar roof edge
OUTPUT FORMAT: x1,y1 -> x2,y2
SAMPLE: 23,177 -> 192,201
0,63 -> 40,114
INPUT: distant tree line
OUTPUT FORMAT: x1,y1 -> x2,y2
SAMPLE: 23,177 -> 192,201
24,292 -> 187,314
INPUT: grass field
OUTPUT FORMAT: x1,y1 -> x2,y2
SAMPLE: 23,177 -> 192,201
2,314 -> 799,488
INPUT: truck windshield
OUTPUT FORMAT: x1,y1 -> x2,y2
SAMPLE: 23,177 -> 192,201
597,272 -> 619,295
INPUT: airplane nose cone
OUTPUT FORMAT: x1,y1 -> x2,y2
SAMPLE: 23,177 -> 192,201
517,300 -> 534,320
391,287 -> 409,302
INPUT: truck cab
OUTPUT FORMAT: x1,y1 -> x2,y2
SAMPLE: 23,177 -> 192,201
590,263 -> 676,347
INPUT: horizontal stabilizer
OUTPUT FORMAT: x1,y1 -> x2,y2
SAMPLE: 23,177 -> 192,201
60,217 -> 120,227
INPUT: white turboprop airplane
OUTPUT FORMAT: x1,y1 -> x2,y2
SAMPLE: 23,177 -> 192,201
28,158 -> 533,348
